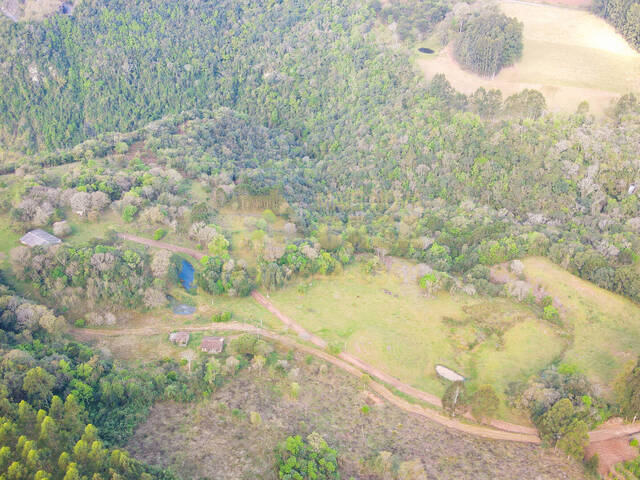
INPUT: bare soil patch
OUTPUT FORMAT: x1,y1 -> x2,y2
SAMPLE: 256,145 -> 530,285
585,437 -> 637,477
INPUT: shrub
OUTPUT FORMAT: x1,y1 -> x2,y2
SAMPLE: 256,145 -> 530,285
74,318 -> 86,328
153,228 -> 167,240
275,434 -> 339,480
470,385 -> 500,422
262,209 -> 277,223
543,305 -> 560,323
122,205 -> 138,223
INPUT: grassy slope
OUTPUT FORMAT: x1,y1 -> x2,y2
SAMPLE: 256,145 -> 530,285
416,0 -> 640,116
265,263 -> 564,400
523,257 -> 640,390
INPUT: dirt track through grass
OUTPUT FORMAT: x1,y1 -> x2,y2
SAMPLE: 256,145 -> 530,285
72,321 -> 540,443
73,316 -> 640,445
118,233 -> 205,260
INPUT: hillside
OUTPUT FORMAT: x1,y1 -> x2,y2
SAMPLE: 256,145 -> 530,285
2,0 -> 640,477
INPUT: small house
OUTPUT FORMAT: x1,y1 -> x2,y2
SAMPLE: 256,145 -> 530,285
169,331 -> 189,347
200,336 -> 224,354
20,229 -> 62,248
435,365 -> 465,382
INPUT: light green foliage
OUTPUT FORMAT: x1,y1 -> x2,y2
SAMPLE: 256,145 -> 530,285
290,382 -> 300,400
542,305 -> 560,323
153,228 -> 167,240
122,205 -> 139,223
275,433 -> 339,480
261,209 -> 277,224
207,233 -> 230,257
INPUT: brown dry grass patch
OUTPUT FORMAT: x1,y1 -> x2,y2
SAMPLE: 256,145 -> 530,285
127,350 -> 586,479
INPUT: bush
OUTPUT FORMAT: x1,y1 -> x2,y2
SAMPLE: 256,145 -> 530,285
543,305 -> 560,323
122,205 -> 139,223
262,209 -> 277,223
275,433 -> 339,480
153,228 -> 167,240
211,311 -> 232,322
74,318 -> 86,328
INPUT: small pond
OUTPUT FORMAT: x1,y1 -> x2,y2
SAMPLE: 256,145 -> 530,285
178,259 -> 195,291
173,304 -> 196,315
167,294 -> 197,315
418,47 -> 435,54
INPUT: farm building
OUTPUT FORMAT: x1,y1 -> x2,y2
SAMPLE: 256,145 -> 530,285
169,332 -> 189,347
20,229 -> 62,248
200,336 -> 224,354
435,365 -> 465,382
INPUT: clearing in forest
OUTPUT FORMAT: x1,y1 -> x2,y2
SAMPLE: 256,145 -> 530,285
521,257 -> 640,390
416,0 -> 640,116
264,263 -> 564,414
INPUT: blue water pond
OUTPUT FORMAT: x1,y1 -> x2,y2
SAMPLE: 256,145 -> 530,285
178,259 -> 195,291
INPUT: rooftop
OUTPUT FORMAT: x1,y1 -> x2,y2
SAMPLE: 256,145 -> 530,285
20,229 -> 62,248
201,336 -> 224,353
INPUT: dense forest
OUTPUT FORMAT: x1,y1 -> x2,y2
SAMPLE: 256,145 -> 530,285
372,0 -> 450,43
593,0 -> 640,50
453,10 -> 523,77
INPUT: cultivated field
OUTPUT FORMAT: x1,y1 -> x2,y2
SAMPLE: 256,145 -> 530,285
265,263 -> 565,403
416,0 -> 640,116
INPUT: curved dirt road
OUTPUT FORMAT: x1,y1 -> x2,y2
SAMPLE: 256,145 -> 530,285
252,294 -> 640,444
252,292 -> 538,436
71,322 -> 540,443
111,235 -> 640,444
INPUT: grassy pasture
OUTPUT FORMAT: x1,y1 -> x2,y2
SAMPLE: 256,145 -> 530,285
522,257 -> 640,390
264,263 -> 565,401
416,0 -> 640,116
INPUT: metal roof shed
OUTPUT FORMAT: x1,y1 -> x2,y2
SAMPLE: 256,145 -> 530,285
20,229 -> 62,248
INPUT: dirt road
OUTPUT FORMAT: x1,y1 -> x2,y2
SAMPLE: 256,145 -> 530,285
71,322 -> 540,443
91,231 -> 640,446
118,233 -> 205,260
252,292 -> 539,436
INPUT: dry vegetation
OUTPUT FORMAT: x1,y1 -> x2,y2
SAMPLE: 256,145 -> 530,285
416,0 -> 640,115
127,349 -> 585,480
1,0 -> 77,21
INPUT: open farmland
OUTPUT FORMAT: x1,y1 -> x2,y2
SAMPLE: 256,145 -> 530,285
264,263 -> 565,406
521,257 -> 640,391
416,0 -> 640,116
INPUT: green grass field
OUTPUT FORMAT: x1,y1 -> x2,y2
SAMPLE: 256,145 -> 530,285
416,0 -> 640,116
265,263 -> 565,399
522,257 -> 640,389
